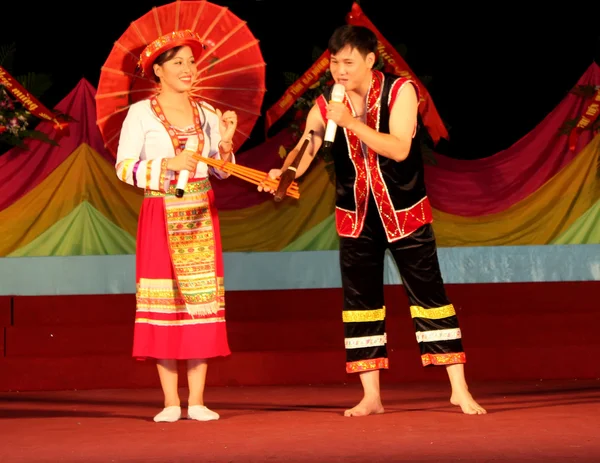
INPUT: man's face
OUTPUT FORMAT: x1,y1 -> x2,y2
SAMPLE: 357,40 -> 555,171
329,45 -> 374,92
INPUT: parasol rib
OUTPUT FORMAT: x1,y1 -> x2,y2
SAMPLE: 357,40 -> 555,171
194,63 -> 266,84
193,86 -> 266,92
200,7 -> 228,42
95,89 -> 156,100
196,95 -> 261,116
130,21 -> 148,45
152,7 -> 163,37
99,66 -> 156,83
190,1 -> 207,31
113,41 -> 140,63
196,40 -> 261,75
174,0 -> 181,31
101,130 -> 122,149
96,105 -> 132,125
196,21 -> 247,67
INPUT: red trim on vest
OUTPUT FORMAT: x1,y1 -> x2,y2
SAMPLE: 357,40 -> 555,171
324,72 -> 433,241
316,94 -> 328,122
389,78 -> 420,112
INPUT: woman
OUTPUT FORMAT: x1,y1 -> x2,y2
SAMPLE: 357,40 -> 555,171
115,30 -> 236,423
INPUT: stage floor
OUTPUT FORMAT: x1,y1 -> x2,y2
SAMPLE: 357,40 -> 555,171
1,379 -> 599,462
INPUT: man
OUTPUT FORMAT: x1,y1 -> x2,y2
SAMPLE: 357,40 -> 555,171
260,25 -> 486,417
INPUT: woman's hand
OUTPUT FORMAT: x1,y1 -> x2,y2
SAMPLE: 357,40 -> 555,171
216,108 -> 237,145
166,150 -> 198,172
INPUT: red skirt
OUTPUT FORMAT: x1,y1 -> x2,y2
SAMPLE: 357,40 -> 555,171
132,179 -> 231,360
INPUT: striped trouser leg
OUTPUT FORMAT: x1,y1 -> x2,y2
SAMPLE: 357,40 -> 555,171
339,234 -> 389,373
389,224 -> 466,366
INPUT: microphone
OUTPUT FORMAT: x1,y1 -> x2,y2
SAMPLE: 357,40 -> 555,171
175,135 -> 199,198
322,83 -> 345,149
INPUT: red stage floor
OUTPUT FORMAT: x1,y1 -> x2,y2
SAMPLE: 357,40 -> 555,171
1,379 -> 599,462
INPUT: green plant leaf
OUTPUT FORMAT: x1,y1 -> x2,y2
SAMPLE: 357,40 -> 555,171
283,72 -> 300,87
21,129 -> 59,146
16,72 -> 53,98
312,46 -> 325,62
0,43 -> 16,70
0,132 -> 27,149
394,43 -> 408,58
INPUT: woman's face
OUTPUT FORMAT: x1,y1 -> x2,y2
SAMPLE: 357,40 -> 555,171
153,46 -> 197,92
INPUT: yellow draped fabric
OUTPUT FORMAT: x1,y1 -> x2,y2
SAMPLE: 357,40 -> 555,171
2,134 -> 598,256
7,201 -> 137,257
432,134 -> 600,246
221,134 -> 600,250
0,144 -> 142,256
218,160 -> 336,251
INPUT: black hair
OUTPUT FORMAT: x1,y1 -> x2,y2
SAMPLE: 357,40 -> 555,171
328,25 -> 378,58
151,45 -> 184,83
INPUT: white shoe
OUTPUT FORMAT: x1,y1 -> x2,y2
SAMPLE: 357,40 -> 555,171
153,406 -> 182,423
187,405 -> 220,421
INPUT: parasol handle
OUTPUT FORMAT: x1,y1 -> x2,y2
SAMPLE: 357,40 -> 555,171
274,130 -> 314,202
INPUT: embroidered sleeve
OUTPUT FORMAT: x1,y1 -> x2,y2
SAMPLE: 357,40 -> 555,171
115,104 -> 171,192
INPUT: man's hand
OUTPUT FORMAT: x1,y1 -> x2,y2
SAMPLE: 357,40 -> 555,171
326,101 -> 354,128
257,168 -> 282,194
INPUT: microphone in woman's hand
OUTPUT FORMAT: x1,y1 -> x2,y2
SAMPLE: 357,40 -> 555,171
175,135 -> 199,198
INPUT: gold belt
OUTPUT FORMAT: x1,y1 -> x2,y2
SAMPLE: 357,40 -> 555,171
144,178 -> 211,197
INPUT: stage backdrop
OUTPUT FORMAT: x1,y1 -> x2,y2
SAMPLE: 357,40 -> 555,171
0,63 -> 599,295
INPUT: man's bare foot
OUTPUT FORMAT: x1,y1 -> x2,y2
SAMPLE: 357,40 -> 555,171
446,363 -> 486,415
450,389 -> 487,415
344,395 -> 385,417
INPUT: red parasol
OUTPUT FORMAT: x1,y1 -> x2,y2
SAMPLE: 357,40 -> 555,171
95,0 -> 266,158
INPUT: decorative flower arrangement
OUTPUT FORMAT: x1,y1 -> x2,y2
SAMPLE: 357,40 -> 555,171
0,85 -> 59,151
0,86 -> 29,135
0,43 -> 58,153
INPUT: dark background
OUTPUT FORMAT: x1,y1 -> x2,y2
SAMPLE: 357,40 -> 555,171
1,0 -> 598,158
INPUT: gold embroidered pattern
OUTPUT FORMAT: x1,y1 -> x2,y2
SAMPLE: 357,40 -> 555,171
344,334 -> 387,349
415,328 -> 461,343
145,178 -> 211,197
148,98 -> 221,318
135,317 -> 226,326
151,95 -> 205,158
158,158 -> 168,193
346,357 -> 389,373
163,190 -> 219,316
145,159 -> 153,189
342,307 -> 386,323
118,159 -> 136,182
410,304 -> 456,320
137,278 -> 187,313
421,352 -> 466,366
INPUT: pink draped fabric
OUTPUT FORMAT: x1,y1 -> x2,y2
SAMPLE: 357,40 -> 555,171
0,79 -> 113,211
423,63 -> 600,217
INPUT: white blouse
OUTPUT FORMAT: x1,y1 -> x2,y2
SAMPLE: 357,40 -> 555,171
115,98 -> 235,192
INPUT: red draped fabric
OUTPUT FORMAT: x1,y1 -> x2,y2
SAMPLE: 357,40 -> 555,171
0,79 -> 112,211
424,63 -> 600,217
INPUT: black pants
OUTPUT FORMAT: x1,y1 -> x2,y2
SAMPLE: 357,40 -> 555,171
340,195 -> 465,373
